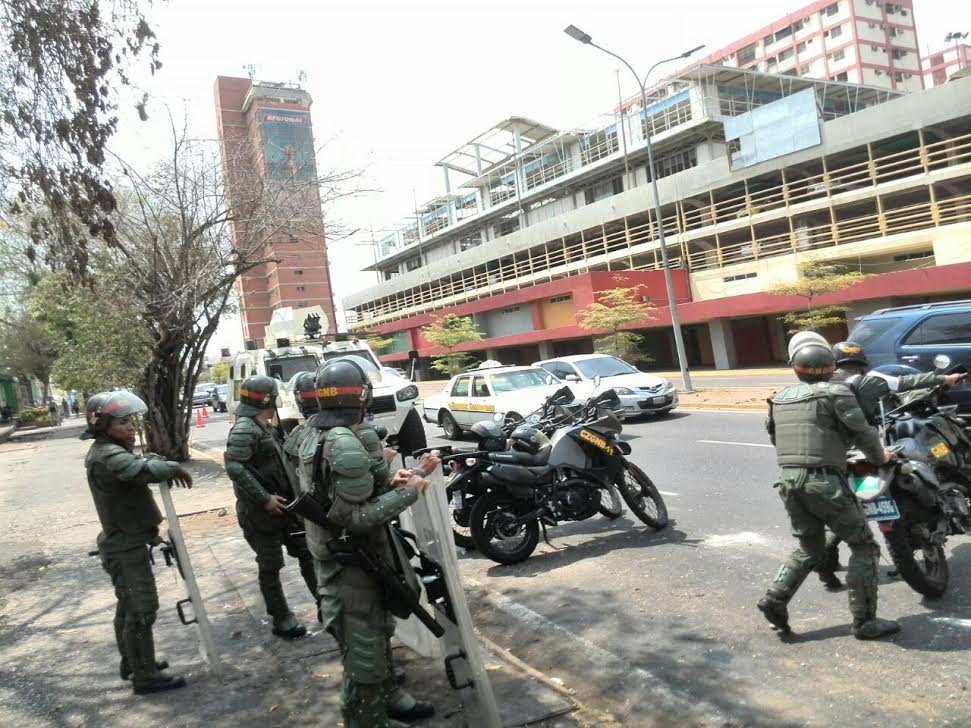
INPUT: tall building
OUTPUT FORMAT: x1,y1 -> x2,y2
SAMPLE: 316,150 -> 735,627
214,76 -> 337,348
344,66 -> 971,374
685,0 -> 923,91
922,43 -> 971,87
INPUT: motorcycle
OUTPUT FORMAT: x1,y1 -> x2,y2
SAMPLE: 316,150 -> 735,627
463,393 -> 668,565
849,365 -> 971,597
440,386 -> 624,549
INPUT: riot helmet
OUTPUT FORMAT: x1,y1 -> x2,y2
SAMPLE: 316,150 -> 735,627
470,420 -> 506,452
509,424 -> 551,455
832,341 -> 869,368
289,371 -> 320,417
787,331 -> 829,363
235,375 -> 280,418
791,343 -> 836,383
89,391 -> 149,436
313,356 -> 374,428
80,391 -> 111,440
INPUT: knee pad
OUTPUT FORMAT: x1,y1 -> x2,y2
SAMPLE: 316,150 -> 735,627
342,616 -> 388,685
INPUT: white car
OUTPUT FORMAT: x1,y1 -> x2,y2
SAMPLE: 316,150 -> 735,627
533,354 -> 678,417
422,364 -> 567,440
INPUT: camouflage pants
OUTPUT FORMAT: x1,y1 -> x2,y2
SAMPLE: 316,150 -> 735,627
317,562 -> 399,728
241,524 -> 318,618
100,545 -> 160,681
768,467 -> 880,624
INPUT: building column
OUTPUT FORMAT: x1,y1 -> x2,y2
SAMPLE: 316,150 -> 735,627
537,340 -> 554,360
708,319 -> 737,370
486,348 -> 500,362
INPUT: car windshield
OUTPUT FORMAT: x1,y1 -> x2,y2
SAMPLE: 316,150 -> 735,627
194,385 -> 211,395
575,356 -> 638,378
489,369 -> 552,393
849,317 -> 901,350
322,348 -> 381,368
216,385 -> 228,395
264,354 -> 319,382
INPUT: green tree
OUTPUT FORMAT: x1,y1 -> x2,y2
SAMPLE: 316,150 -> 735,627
29,266 -> 152,396
0,309 -> 59,402
577,276 -> 656,362
366,334 -> 395,356
770,260 -> 867,334
209,360 -> 229,385
421,314 -> 483,377
1,0 -> 160,275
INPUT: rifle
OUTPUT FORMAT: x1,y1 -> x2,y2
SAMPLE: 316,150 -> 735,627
286,492 -> 448,638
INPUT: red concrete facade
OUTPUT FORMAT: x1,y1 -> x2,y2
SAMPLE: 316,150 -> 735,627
214,76 -> 337,347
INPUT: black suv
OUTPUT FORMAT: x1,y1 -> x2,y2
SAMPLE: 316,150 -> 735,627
850,300 -> 971,414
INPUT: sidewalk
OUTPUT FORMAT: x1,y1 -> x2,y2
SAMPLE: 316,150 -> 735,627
0,420 -> 578,728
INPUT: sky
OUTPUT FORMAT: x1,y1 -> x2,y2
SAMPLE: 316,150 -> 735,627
107,0 -> 967,359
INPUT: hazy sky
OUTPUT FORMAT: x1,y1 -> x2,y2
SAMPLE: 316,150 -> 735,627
107,0 -> 965,357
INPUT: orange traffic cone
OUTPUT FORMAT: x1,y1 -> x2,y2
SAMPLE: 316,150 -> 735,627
195,408 -> 206,428
201,402 -> 209,418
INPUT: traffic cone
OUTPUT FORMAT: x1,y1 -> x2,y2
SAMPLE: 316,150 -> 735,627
195,408 -> 206,428
201,403 -> 209,419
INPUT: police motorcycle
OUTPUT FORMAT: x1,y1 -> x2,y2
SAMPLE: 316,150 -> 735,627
442,388 -> 667,565
849,364 -> 971,597
439,386 -> 624,550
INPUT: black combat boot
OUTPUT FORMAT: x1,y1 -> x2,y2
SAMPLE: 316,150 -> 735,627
817,570 -> 844,591
129,626 -> 186,694
120,658 -> 169,681
853,617 -> 901,640
757,594 -> 791,634
271,611 -> 307,639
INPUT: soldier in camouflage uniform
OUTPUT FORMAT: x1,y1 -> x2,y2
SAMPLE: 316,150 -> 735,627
282,371 -> 320,490
224,375 -> 317,638
83,391 -> 193,694
297,356 -> 439,728
816,341 -> 967,587
758,335 -> 901,640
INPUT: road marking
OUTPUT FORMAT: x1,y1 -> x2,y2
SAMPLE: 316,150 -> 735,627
468,578 -> 727,723
705,531 -> 770,548
698,439 -> 774,448
657,490 -> 680,497
931,617 -> 971,629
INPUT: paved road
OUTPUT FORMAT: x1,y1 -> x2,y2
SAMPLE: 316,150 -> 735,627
190,409 -> 971,727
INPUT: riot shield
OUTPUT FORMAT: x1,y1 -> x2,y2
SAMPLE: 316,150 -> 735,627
395,461 -> 501,728
158,481 -> 222,676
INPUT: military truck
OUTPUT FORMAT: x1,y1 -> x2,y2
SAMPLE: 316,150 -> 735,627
226,305 -> 426,451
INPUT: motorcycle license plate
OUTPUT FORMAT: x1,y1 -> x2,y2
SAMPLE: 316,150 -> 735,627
451,490 -> 464,509
861,496 -> 900,522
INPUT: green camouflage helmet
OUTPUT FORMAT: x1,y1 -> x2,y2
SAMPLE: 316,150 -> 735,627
91,391 -> 148,435
792,343 -> 836,383
236,375 -> 280,418
289,371 -> 319,416
313,356 -> 375,428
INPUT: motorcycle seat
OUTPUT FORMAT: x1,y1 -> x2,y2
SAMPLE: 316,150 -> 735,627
486,462 -> 551,485
489,448 -> 550,466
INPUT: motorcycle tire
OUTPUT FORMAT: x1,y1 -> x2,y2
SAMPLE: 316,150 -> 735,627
882,520 -> 949,598
469,490 -> 539,565
598,483 -> 624,519
618,462 -> 669,530
445,483 -> 476,551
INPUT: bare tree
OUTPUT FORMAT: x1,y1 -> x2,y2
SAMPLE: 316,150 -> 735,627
108,124 -> 362,459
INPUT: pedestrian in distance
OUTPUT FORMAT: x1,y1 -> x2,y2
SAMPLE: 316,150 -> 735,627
297,355 -> 439,728
758,333 -> 901,640
224,374 -> 317,638
82,391 -> 193,694
815,340 -> 968,588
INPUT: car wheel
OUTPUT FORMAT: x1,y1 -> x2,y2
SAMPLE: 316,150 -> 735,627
440,411 -> 462,440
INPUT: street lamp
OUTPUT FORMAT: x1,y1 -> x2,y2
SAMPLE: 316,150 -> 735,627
564,25 -> 703,392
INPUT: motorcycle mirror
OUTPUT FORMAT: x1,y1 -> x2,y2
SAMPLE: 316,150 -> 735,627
545,374 -> 554,385
593,375 -> 602,388
493,412 -> 504,422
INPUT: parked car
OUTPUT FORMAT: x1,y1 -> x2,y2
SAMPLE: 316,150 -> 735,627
191,384 -> 215,408
212,384 -> 229,413
533,354 -> 678,417
422,363 -> 571,440
382,366 -> 409,380
849,300 -> 971,414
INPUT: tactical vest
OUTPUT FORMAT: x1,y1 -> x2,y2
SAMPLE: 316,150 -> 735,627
769,382 -> 851,470
86,441 -> 163,552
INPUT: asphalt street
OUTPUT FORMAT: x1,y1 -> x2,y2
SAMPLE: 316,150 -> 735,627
190,406 -> 971,727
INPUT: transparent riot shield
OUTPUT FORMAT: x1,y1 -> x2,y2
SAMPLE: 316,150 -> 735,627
158,481 -> 222,676
395,463 -> 501,728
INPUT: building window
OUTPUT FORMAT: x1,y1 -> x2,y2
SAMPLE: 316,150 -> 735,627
893,251 -> 933,262
834,71 -> 849,81
495,216 -> 520,238
296,285 -> 305,292
778,48 -> 794,62
549,294 -> 572,304
825,25 -> 843,39
892,48 -> 907,60
930,52 -> 945,66
501,306 -> 520,314
823,2 -> 839,16
383,270 -> 397,281
796,41 -> 807,53
723,272 -> 757,283
800,64 -> 812,75
404,256 -> 422,272
295,269 -> 304,275
459,234 -> 481,251
738,42 -> 757,65
894,71 -> 904,82
828,49 -> 846,62
762,34 -> 774,47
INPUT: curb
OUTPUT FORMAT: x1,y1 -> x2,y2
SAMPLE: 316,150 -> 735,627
678,403 -> 766,411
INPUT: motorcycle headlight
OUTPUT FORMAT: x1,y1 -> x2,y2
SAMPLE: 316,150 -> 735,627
396,385 -> 419,402
526,413 -> 541,424
613,387 -> 634,396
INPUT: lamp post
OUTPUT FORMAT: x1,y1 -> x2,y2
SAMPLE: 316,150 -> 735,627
565,25 -> 703,392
